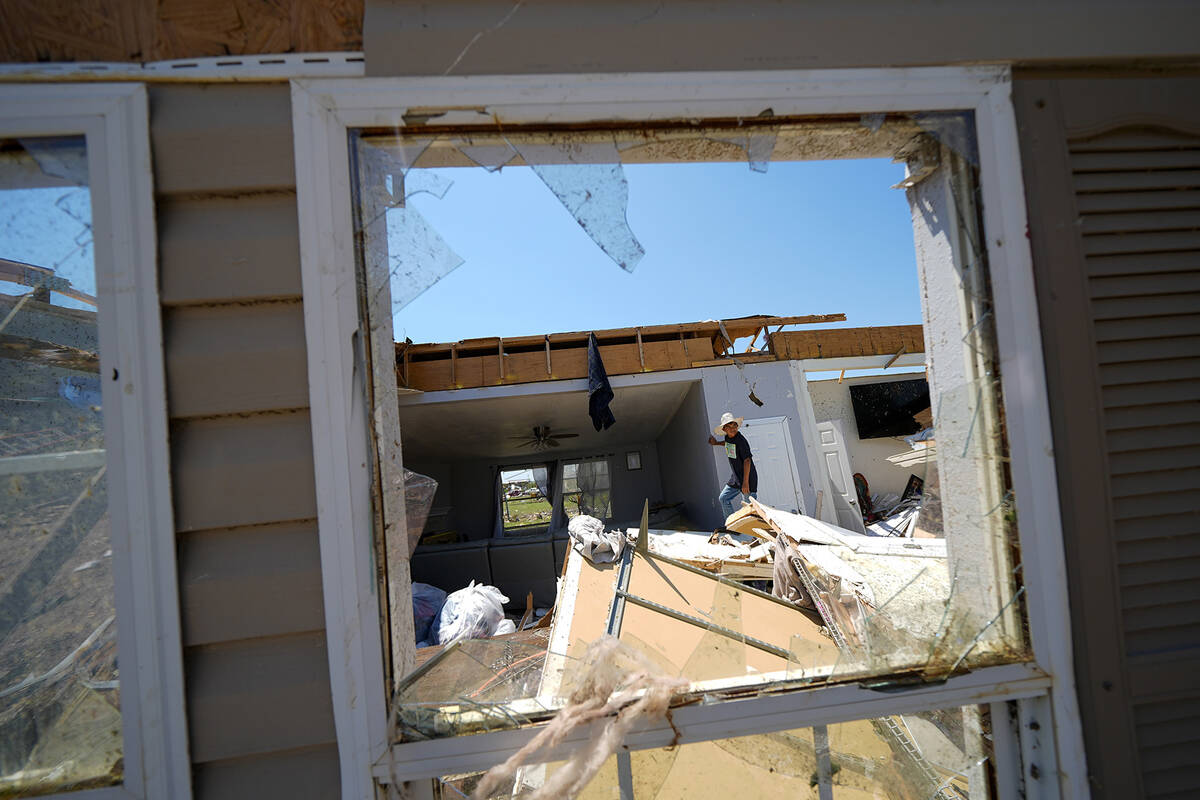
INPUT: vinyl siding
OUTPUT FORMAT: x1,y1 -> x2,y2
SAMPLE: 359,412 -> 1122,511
148,83 -> 338,797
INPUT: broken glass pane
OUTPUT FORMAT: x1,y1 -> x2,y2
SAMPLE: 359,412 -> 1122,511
510,139 -> 645,273
0,136 -> 123,795
352,112 -> 1031,755
442,703 -> 994,799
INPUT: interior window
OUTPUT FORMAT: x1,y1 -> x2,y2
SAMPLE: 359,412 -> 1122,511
560,458 -> 612,521
500,464 -> 553,533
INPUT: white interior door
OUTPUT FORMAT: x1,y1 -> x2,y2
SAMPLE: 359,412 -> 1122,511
816,419 -> 867,533
739,417 -> 804,514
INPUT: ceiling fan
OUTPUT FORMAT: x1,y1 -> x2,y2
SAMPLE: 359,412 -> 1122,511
511,425 -> 579,450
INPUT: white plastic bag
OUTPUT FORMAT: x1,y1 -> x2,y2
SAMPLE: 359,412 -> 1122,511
411,582 -> 447,644
434,580 -> 510,644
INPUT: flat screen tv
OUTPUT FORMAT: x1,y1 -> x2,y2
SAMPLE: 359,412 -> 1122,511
848,378 -> 931,439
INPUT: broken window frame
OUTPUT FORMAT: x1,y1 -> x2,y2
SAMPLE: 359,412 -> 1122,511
290,66 -> 1088,799
0,83 -> 192,800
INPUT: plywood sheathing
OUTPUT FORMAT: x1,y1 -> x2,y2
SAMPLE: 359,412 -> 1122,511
400,315 -> 923,392
770,324 -> 924,361
0,0 -> 363,64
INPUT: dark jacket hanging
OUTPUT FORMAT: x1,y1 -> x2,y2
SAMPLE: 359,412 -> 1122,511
587,332 -> 616,431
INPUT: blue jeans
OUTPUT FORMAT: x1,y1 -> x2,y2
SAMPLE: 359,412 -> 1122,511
719,485 -> 757,521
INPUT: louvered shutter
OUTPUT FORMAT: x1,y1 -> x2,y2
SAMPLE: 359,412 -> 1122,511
1016,76 -> 1200,800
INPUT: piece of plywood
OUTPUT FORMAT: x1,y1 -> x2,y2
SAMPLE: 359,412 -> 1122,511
545,547 -> 834,696
771,325 -> 925,361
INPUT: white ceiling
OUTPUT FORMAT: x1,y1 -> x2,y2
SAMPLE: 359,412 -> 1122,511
396,380 -> 695,462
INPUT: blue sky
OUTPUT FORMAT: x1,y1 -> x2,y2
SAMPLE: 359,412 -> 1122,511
1,185 -> 94,309
392,157 -> 922,346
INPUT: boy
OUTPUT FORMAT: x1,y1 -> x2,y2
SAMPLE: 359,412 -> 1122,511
707,412 -> 759,520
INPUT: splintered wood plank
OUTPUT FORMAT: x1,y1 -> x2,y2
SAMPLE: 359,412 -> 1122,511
771,325 -> 925,360
402,314 -> 846,356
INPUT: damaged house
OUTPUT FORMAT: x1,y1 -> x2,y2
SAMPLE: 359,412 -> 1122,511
398,317 -> 929,610
0,2 -> 1198,799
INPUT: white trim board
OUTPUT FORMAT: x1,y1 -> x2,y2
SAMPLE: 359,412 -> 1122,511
0,83 -> 191,800
0,52 -> 366,83
291,66 -> 1087,800
374,661 -> 1053,782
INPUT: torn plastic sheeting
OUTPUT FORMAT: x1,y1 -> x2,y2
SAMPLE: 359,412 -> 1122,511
512,139 -> 645,273
399,468 -> 439,557
567,514 -> 626,564
434,581 -> 510,645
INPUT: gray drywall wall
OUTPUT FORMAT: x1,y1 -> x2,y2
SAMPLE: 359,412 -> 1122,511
365,0 -> 1200,77
609,444 -> 663,522
701,361 -> 819,515
656,381 -> 722,530
451,460 -> 494,540
403,459 -> 454,509
808,374 -> 929,498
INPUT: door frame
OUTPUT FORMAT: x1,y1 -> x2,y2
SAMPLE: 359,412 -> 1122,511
738,415 -> 805,515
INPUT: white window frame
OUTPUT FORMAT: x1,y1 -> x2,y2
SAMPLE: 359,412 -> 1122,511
291,67 -> 1088,799
0,84 -> 191,799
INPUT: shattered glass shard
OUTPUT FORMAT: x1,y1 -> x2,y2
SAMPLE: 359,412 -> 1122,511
386,206 -> 466,311
457,139 -> 520,172
529,162 -> 645,272
704,128 -> 778,173
514,140 -> 645,272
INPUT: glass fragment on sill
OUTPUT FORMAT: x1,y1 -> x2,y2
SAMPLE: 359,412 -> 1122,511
454,137 -> 519,172
912,111 -> 980,168
390,630 -> 562,741
0,136 -> 123,796
457,704 -> 994,799
703,126 -> 779,173
510,139 -> 645,272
